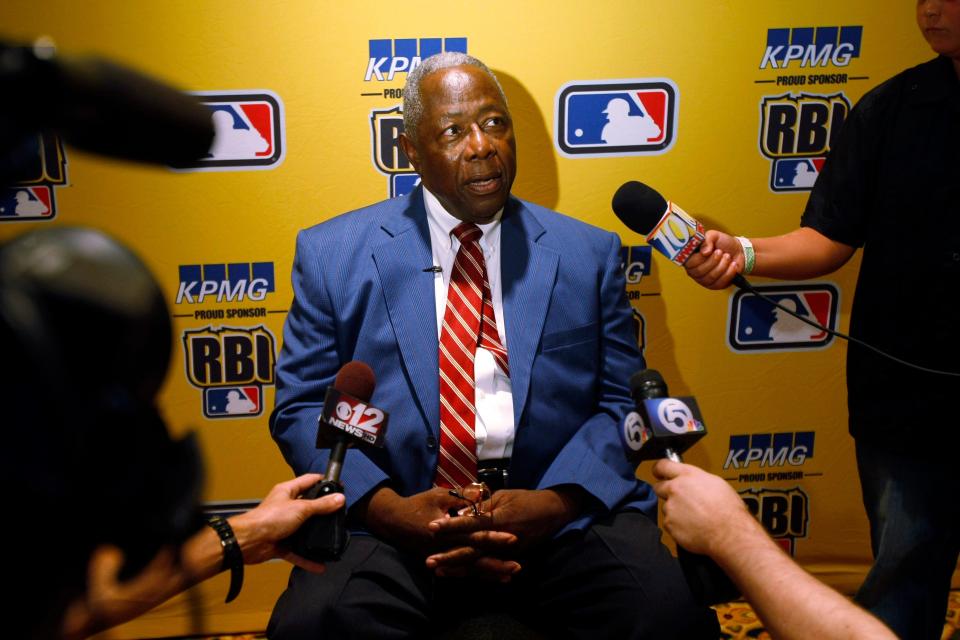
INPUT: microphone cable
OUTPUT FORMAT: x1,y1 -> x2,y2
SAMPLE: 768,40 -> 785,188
733,276 -> 960,377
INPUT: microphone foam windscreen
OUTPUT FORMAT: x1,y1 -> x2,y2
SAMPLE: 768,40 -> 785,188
334,361 -> 376,402
611,181 -> 669,235
629,368 -> 669,401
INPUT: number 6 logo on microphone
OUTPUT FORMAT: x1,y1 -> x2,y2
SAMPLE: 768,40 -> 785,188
623,411 -> 653,452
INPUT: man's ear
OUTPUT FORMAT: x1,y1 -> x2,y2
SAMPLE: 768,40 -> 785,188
398,133 -> 419,172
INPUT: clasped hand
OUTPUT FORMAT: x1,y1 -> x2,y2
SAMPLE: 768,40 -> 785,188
363,486 -> 579,582
426,487 -> 579,582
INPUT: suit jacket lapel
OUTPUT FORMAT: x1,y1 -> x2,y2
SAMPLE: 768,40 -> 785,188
372,190 -> 440,434
501,198 -> 559,425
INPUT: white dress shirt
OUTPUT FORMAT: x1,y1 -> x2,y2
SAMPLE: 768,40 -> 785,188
423,187 -> 515,460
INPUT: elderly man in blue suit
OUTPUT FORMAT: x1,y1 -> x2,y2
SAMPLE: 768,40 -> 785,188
268,52 -> 718,639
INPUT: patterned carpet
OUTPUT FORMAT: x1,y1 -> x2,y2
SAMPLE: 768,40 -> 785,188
165,591 -> 960,639
712,591 -> 960,639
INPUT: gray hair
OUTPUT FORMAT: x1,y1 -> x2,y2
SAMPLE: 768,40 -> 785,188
402,52 -> 508,141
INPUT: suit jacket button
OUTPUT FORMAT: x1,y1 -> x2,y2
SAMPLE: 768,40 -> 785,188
426,436 -> 437,449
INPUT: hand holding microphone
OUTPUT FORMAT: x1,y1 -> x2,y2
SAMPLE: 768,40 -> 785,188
611,181 -> 746,290
287,361 -> 389,562
622,369 -> 707,465
612,180 -> 960,377
651,459 -> 754,558
621,368 -> 740,605
683,231 -> 746,290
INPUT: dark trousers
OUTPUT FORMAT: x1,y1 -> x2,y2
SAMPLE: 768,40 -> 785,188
268,511 -> 720,639
854,441 -> 960,640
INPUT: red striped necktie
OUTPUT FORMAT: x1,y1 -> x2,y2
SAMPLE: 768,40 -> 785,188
434,222 -> 510,489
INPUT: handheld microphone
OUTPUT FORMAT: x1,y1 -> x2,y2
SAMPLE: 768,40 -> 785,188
624,368 -> 740,605
612,181 -> 960,378
288,360 -> 389,562
611,180 -> 749,290
623,369 -> 706,464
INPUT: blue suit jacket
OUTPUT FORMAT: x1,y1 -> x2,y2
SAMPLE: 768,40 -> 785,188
270,189 -> 655,533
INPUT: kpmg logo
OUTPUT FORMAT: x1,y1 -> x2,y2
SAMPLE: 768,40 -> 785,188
172,91 -> 284,171
725,432 -> 815,470
365,37 -> 467,82
759,26 -> 862,70
728,283 -> 839,351
182,325 -> 276,419
370,106 -> 420,197
621,245 -> 652,354
555,79 -> 678,157
1,133 -> 67,222
631,309 -> 647,355
176,262 -> 275,322
177,262 -> 275,304
620,245 -> 652,285
759,93 -> 850,192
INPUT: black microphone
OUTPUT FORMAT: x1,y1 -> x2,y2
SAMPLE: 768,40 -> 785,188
288,360 -> 390,562
612,181 -> 960,378
611,180 -> 749,290
1,39 -> 214,182
624,368 -> 740,606
623,369 -> 707,464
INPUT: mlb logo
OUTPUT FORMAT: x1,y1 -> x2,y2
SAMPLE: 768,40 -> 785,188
203,386 -> 262,419
555,79 -> 678,157
772,158 -> 825,192
172,91 -> 285,171
1,132 -> 67,223
392,173 -> 421,198
728,283 -> 839,351
0,186 -> 54,220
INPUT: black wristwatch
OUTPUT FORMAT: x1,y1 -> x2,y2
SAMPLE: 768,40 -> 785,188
206,516 -> 244,603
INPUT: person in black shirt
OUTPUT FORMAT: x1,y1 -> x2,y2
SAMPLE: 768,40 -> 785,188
682,2 -> 960,638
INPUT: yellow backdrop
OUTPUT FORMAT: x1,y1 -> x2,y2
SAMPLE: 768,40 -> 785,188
1,1 -> 948,636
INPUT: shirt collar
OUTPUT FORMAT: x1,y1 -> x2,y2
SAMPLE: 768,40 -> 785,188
423,187 -> 503,252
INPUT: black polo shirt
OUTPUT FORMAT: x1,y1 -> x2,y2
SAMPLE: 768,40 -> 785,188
800,56 -> 960,448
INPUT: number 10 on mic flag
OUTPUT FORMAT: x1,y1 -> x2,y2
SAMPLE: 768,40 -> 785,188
645,202 -> 705,266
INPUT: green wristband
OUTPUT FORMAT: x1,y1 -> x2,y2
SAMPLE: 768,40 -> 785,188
736,236 -> 755,275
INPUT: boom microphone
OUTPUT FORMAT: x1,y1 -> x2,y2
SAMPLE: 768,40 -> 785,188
1,38 -> 214,182
288,360 -> 389,561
